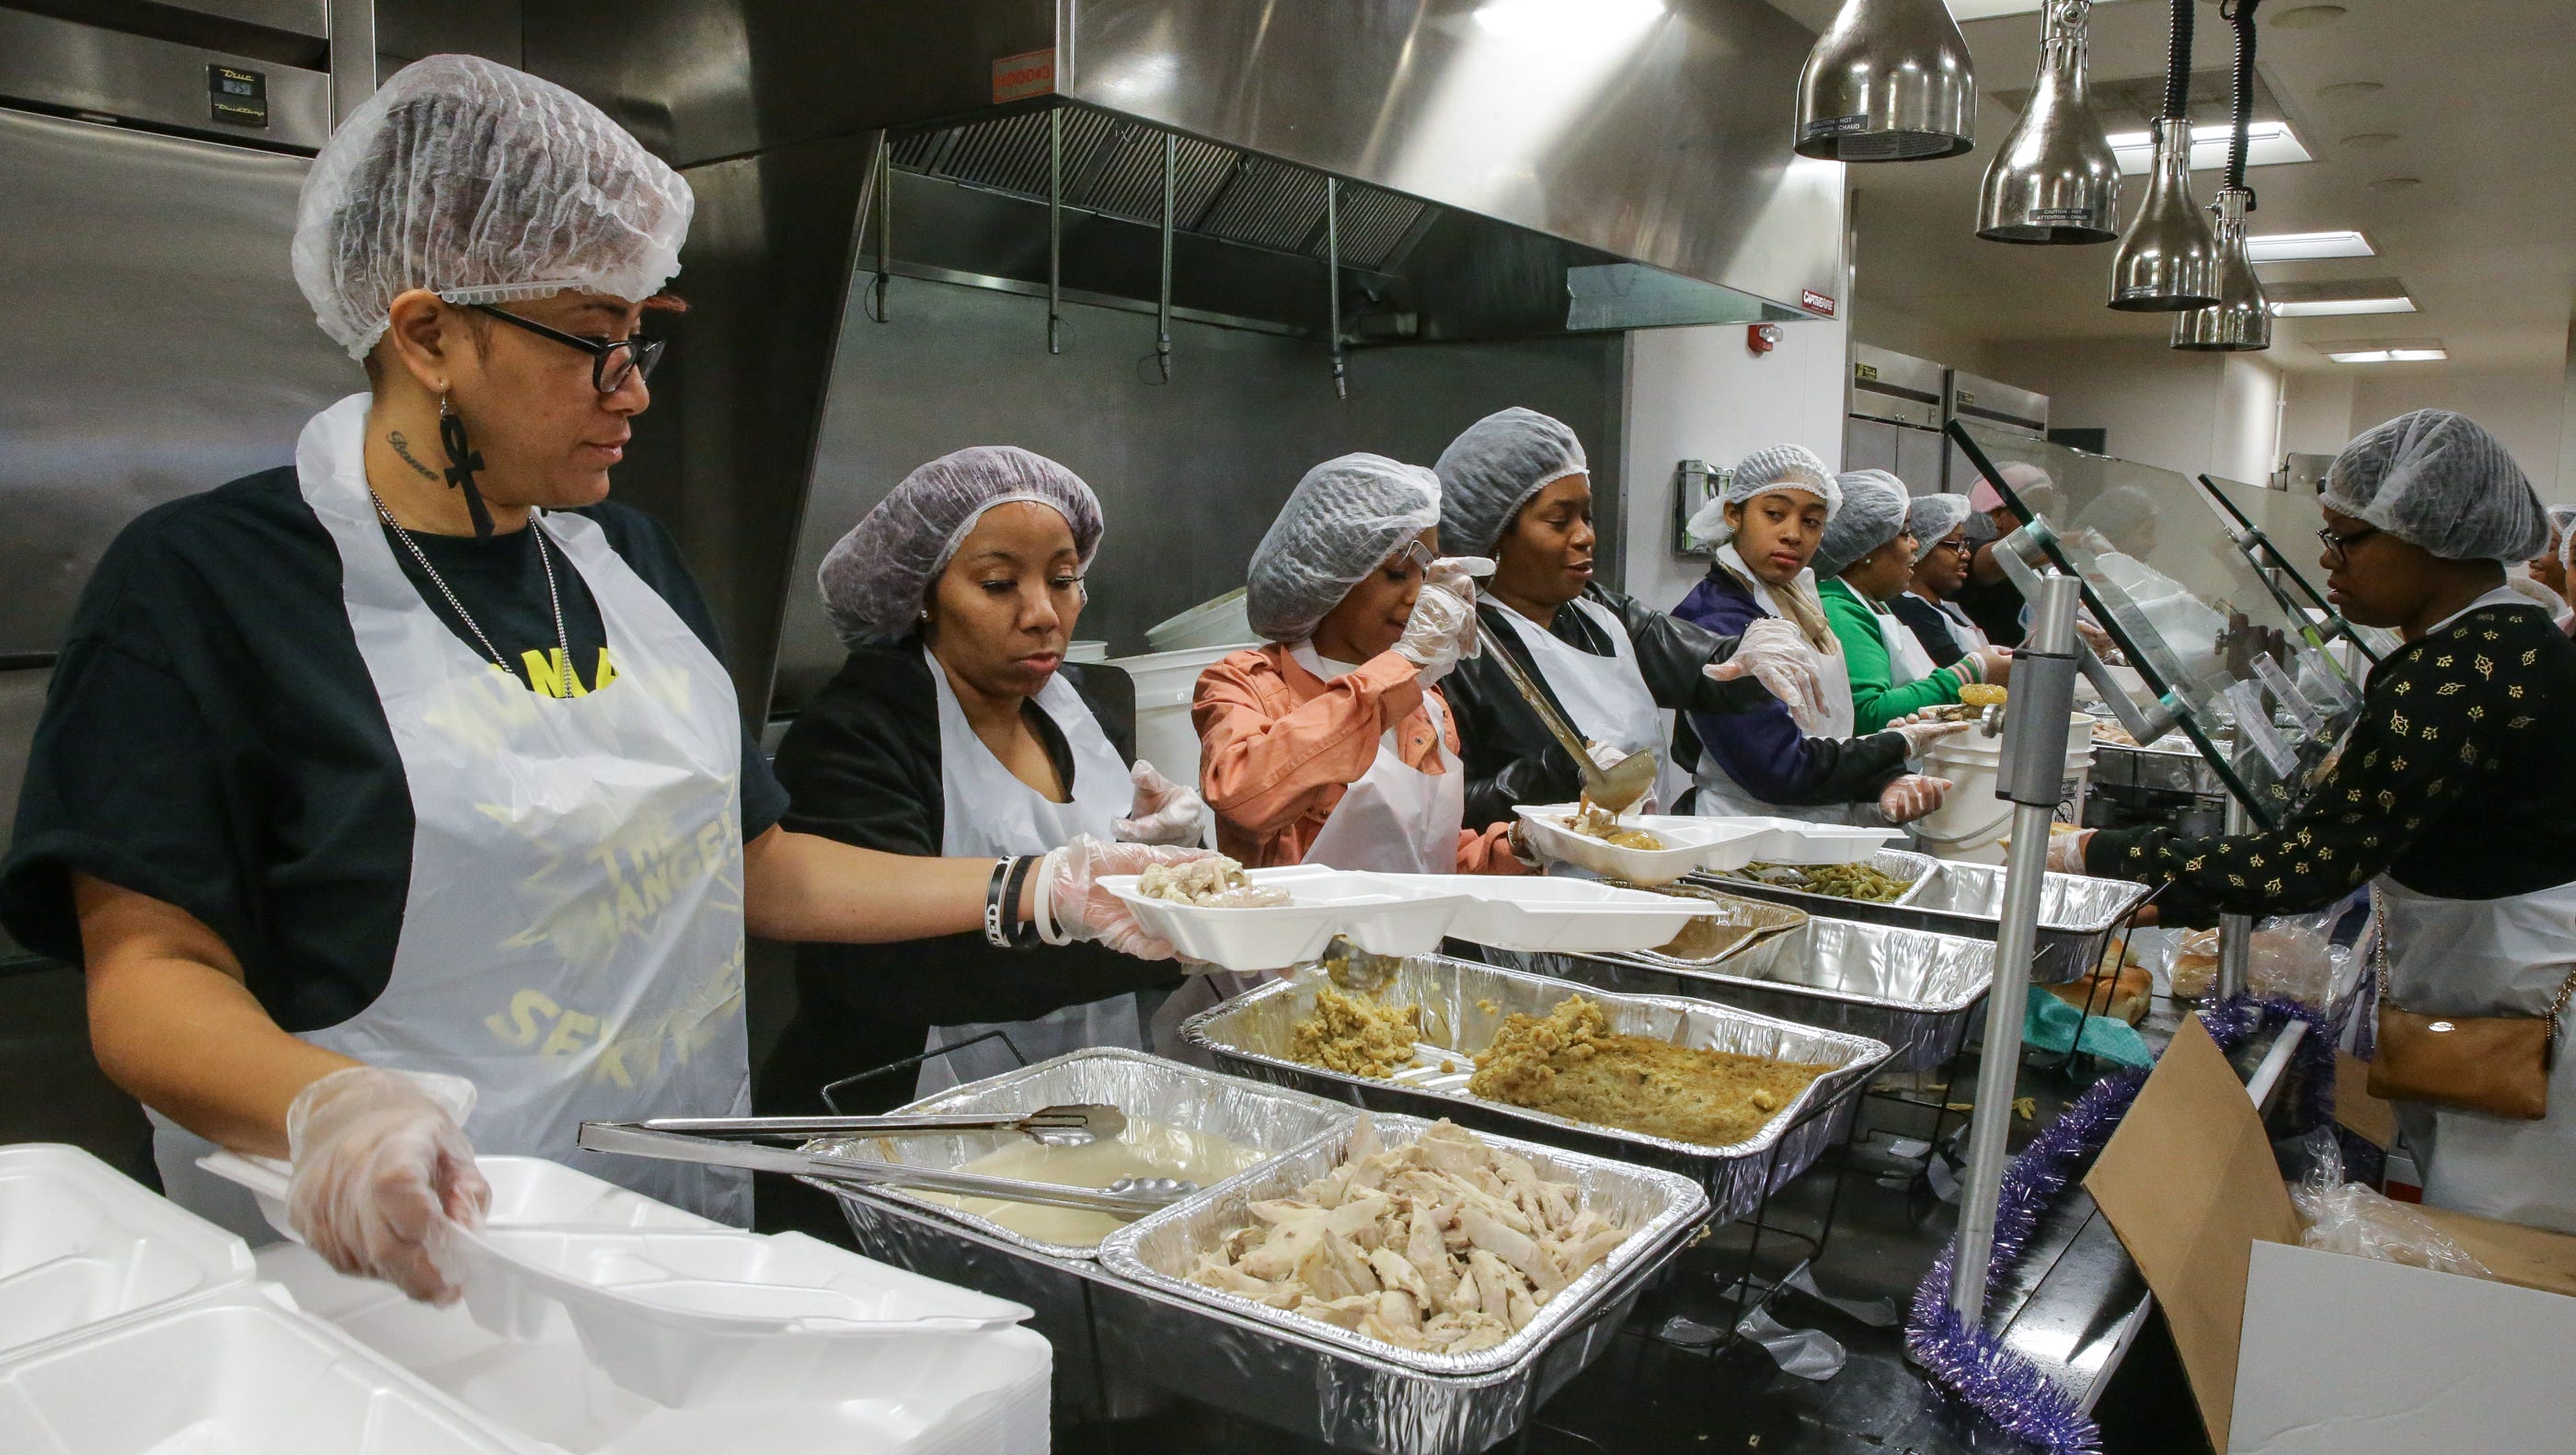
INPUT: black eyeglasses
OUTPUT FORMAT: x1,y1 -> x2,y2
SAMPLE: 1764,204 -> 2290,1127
2317,523 -> 2380,567
470,304 -> 667,394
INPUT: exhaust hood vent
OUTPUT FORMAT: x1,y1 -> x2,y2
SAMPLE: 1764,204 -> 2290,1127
892,105 -> 1434,274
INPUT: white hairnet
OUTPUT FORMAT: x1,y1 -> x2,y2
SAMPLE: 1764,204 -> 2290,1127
2545,504 -> 2576,570
1905,493 -> 1973,563
294,54 -> 695,360
2321,409 -> 2548,563
2505,575 -> 2563,613
1814,472 -> 1911,576
1684,444 -> 1843,547
1247,454 -> 1442,645
1433,407 -> 1589,556
818,446 -> 1105,647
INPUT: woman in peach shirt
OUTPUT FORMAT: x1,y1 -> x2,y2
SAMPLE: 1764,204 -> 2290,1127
1193,454 -> 1524,874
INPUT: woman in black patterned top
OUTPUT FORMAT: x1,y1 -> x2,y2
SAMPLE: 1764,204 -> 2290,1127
2057,411 -> 2576,1233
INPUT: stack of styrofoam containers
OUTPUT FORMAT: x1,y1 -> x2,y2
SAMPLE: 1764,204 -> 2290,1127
0,1143 -> 1052,1454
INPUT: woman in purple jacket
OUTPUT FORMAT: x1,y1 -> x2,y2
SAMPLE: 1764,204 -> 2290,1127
1672,446 -> 1959,825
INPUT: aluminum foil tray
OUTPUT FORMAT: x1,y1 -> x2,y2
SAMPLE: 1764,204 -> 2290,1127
1492,916 -> 1995,1073
1700,847 -> 1939,912
1096,1112 -> 1709,1454
1591,880 -> 1809,970
809,1046 -> 1354,1262
1691,849 -> 2151,986
1179,955 -> 1890,1223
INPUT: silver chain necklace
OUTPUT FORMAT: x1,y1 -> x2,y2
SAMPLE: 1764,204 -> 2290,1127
372,491 -> 572,682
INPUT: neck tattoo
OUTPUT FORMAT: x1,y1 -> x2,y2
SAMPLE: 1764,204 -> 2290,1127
387,430 -> 440,483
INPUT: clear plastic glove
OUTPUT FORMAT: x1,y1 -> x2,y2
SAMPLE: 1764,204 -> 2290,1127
1707,617 -> 1829,731
1113,760 -> 1207,845
1893,719 -> 1972,757
1968,647 -> 2014,685
2048,827 -> 2094,874
1041,834 -> 1202,959
1876,773 -> 1950,825
285,1065 -> 489,1305
1393,579 -> 1479,685
1422,556 -> 1494,661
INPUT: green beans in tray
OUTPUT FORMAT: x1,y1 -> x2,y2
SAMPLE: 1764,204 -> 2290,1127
1718,861 -> 1915,903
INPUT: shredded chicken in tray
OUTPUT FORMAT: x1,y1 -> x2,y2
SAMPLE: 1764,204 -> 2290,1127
1185,1117 -> 1632,1355
1467,996 -> 1831,1148
1137,854 -> 1291,908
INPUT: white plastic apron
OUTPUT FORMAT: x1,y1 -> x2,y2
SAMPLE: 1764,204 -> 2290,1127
155,393 -> 753,1236
2380,875 -> 2576,1233
1289,644 -> 1466,875
1872,598 -> 1937,687
918,647 -> 1145,1095
1691,548 -> 1858,824
1934,598 -> 1993,654
1494,596 -> 1664,811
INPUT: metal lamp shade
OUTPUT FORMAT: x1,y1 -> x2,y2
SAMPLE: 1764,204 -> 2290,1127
2172,188 -> 2271,349
1796,0 -> 1977,163
2108,117 -> 2218,311
1977,0 -> 2119,243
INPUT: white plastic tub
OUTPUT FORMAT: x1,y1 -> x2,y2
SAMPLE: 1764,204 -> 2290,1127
1915,713 -> 2097,864
1102,863 -> 1467,971
1689,816 -> 1903,866
0,1294 -> 523,1455
1512,804 -> 1765,885
0,1144 -> 256,1356
1379,873 -> 1706,955
1144,589 -> 1255,652
259,1243 -> 1053,1454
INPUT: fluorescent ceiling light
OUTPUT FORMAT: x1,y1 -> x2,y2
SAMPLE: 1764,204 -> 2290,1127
2327,347 -> 2446,363
2271,296 -> 2416,316
2246,230 -> 2375,263
2107,120 -> 2311,175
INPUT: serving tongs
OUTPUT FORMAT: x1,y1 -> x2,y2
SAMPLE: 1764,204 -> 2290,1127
580,1117 -> 1201,1218
636,1104 -> 1127,1147
1486,636 -> 1658,815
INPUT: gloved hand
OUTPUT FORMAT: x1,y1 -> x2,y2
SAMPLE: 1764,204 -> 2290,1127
1113,760 -> 1207,845
1393,579 -> 1480,685
2074,619 -> 2115,659
2049,827 -> 2096,874
1876,773 -> 1950,825
1892,719 -> 1972,757
1039,834 -> 1201,959
286,1065 -> 489,1305
1967,647 -> 2014,685
1422,556 -> 1495,662
1706,617 -> 1829,732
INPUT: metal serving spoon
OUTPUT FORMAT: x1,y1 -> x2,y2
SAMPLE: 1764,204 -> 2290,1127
579,1121 -> 1198,1217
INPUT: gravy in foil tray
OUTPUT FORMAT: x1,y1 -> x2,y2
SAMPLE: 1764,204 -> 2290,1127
913,1117 -> 1269,1248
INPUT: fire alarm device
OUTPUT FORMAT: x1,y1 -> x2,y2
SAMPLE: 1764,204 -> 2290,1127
1747,324 -> 1782,355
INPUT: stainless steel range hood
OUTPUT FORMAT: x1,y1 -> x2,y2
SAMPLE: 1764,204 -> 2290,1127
525,0 -> 1848,718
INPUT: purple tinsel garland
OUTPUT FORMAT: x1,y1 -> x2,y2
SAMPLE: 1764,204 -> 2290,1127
1899,993 -> 2339,1452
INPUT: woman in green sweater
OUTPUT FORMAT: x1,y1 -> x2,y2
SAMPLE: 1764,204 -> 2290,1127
1816,472 -> 2013,732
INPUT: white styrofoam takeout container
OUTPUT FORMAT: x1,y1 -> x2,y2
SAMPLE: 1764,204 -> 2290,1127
1102,863 -> 1468,971
1690,815 -> 1903,866
1371,872 -> 1707,954
1512,804 -> 1766,883
0,1143 -> 259,1358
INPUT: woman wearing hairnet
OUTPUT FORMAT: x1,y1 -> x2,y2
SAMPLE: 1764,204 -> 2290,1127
1429,409 -> 1828,825
1887,493 -> 1993,669
1814,471 -> 2014,731
2059,411 -> 2576,1232
1671,448 -> 1966,825
1952,462 -> 2062,647
753,446 -> 1213,1234
0,56 -> 1203,1300
1194,455 -> 1525,875
2529,504 -> 2576,635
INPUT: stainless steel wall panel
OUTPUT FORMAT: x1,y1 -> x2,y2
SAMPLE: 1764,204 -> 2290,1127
0,107 -> 351,657
0,9 -> 332,151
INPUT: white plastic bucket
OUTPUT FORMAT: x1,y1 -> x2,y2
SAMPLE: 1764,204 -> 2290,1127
1912,713 -> 2096,865
1104,643 -> 1246,797
1145,590 -> 1256,653
1067,639 -> 1110,663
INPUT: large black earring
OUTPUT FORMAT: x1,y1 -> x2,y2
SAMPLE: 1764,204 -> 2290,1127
438,395 -> 494,538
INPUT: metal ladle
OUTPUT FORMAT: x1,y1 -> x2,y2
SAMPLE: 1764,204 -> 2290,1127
1485,636 -> 1658,815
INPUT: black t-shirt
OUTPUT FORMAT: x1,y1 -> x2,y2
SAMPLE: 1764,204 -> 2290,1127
0,467 -> 788,1030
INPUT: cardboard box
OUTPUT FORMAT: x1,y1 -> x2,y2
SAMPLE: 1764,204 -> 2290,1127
2086,1019 -> 2576,1454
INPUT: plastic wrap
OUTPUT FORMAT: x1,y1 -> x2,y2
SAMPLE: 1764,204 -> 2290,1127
2160,912 -> 2346,1008
1496,915 -> 1995,1072
2291,1129 -> 2490,1277
1181,954 -> 1890,1222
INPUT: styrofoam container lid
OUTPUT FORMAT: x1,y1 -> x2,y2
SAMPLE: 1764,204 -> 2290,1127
1686,815 -> 1905,865
0,1144 -> 257,1357
1103,864 -> 1467,971
1513,804 -> 1766,885
201,1151 -> 721,1244
0,1293 -> 524,1454
1368,872 -> 1707,954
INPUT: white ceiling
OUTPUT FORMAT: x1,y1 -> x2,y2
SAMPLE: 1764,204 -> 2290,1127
1765,0 -> 2576,376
